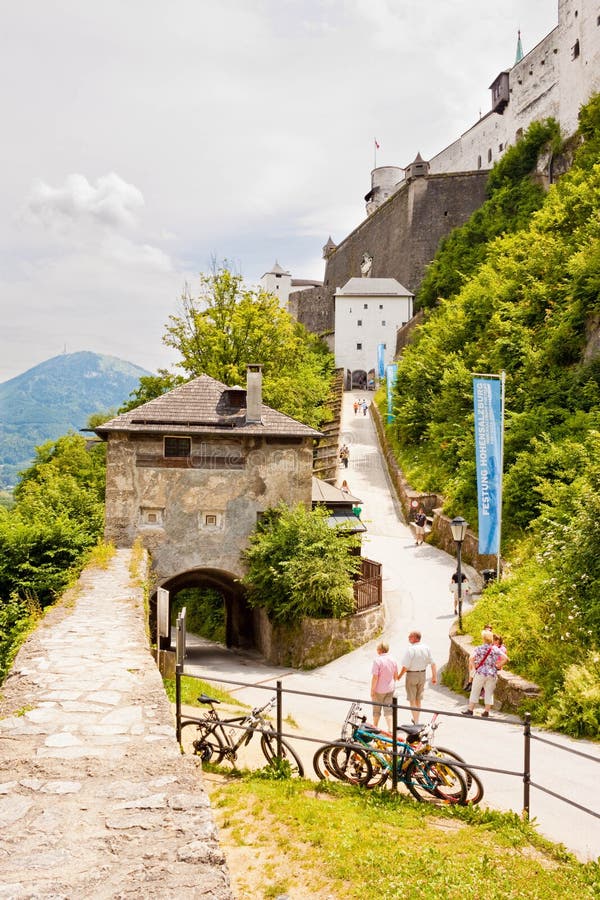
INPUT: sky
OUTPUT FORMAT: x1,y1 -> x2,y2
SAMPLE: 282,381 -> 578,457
0,1 -> 559,383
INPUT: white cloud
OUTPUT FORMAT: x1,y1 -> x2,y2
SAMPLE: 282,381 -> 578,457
26,172 -> 144,232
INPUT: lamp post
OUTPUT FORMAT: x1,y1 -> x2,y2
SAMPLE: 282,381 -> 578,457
450,516 -> 469,630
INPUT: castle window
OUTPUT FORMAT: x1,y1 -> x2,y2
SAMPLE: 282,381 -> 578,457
200,510 -> 223,530
487,148 -> 492,163
357,343 -> 362,350
597,15 -> 600,26
164,436 -> 191,458
477,155 -> 482,169
499,143 -> 504,152
382,320 -> 386,326
140,507 -> 164,527
357,319 -> 362,326
572,40 -> 580,59
379,304 -> 383,309
364,303 -> 368,309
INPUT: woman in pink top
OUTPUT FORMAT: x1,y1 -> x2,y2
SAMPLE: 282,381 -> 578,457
370,642 -> 399,730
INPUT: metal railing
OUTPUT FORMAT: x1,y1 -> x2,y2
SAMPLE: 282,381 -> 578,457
174,667 -> 599,825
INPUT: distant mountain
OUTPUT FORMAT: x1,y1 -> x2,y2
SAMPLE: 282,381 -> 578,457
0,351 -> 151,489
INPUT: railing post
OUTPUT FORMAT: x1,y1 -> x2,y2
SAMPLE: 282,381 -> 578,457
276,680 -> 283,759
175,664 -> 182,744
523,712 -> 531,819
392,697 -> 398,792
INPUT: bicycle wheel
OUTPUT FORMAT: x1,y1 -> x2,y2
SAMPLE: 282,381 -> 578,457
260,733 -> 305,777
329,745 -> 373,786
433,747 -> 484,805
313,743 -> 341,781
405,757 -> 467,804
180,720 -> 227,764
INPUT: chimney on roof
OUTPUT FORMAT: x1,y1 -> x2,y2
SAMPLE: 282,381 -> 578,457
246,364 -> 263,424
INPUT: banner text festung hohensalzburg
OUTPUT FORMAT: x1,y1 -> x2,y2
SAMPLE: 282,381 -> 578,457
473,377 -> 502,555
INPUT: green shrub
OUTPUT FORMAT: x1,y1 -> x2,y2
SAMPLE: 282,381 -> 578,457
242,503 -> 361,625
546,653 -> 600,738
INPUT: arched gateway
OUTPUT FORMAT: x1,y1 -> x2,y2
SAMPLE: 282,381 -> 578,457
95,366 -> 321,652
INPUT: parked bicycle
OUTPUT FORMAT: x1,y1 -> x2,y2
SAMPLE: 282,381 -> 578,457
314,703 -> 482,804
180,693 -> 304,776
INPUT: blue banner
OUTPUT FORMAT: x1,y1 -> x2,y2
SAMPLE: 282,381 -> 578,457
377,343 -> 385,379
473,378 -> 502,554
386,364 -> 397,423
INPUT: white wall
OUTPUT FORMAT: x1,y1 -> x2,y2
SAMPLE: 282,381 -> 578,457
430,0 -> 600,176
334,293 -> 413,375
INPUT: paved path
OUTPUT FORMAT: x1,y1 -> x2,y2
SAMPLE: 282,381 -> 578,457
185,390 -> 600,863
0,550 -> 232,899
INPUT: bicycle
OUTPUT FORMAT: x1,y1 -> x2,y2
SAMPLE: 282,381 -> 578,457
180,693 -> 304,776
313,703 -> 470,804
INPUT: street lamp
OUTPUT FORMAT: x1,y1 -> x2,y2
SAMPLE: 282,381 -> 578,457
450,516 -> 469,630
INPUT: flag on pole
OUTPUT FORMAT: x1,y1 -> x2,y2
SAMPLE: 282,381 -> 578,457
374,138 -> 380,149
473,377 -> 503,555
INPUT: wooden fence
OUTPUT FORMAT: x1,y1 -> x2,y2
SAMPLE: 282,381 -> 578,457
353,557 -> 382,612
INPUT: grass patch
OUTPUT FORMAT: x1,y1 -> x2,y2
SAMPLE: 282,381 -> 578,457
163,674 -> 247,708
87,541 -> 116,569
207,776 -> 600,899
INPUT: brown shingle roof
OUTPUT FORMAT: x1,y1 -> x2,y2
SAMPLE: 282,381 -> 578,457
94,374 -> 322,439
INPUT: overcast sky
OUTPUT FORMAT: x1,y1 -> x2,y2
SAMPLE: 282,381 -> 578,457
1,1 -> 558,382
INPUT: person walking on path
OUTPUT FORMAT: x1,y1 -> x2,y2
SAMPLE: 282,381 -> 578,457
462,629 -> 507,717
397,631 -> 437,724
353,399 -> 359,415
339,444 -> 350,468
362,399 -> 368,416
450,570 -> 469,613
370,641 -> 399,730
414,508 -> 427,546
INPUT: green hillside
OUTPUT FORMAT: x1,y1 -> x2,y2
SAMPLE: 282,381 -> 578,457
386,96 -> 600,736
0,351 -> 150,489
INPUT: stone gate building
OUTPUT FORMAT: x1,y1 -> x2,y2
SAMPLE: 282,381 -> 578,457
95,366 -> 321,646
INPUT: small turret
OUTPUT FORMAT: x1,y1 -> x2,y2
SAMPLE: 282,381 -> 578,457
404,153 -> 430,180
322,236 -> 337,259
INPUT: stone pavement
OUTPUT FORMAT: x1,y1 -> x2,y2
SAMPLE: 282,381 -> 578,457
0,549 -> 232,900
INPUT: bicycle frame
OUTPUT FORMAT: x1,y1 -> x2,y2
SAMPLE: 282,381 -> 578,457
190,695 -> 276,759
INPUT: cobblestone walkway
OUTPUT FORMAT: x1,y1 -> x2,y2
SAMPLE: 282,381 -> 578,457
0,550 -> 232,899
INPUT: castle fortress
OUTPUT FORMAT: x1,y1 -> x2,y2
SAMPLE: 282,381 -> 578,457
288,0 -> 600,367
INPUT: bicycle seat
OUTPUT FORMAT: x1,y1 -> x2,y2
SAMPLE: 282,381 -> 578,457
398,724 -> 423,741
197,693 -> 221,705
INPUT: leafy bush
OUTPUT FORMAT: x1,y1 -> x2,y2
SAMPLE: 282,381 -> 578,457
0,593 -> 41,682
546,653 -> 600,738
242,503 -> 361,625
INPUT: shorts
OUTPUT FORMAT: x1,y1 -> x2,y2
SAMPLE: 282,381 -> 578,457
405,671 -> 426,707
371,690 -> 394,721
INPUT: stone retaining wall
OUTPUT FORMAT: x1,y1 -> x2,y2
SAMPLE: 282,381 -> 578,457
253,604 -> 384,668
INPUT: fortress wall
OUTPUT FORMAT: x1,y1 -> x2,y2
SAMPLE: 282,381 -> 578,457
315,171 -> 488,326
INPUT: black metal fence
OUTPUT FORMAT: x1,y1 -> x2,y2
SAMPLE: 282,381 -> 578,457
174,668 -> 600,826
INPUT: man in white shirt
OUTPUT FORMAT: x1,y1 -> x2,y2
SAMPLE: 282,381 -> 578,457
397,631 -> 437,724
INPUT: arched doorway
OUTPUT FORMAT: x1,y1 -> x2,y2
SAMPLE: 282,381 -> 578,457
351,369 -> 367,389
154,567 -> 255,650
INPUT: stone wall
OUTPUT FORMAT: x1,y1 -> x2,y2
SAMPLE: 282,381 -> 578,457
253,604 -> 384,669
292,171 -> 488,338
104,432 -> 314,585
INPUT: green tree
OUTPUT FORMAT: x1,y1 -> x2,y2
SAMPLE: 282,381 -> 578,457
417,118 -> 561,310
162,268 -> 334,429
242,504 -> 361,625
